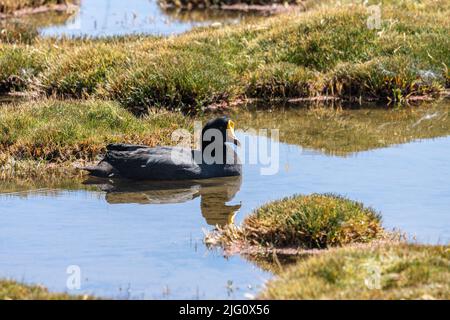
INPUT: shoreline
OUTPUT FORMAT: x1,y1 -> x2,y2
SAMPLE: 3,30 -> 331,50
160,3 -> 305,15
0,0 -> 303,20
2,89 -> 448,111
0,2 -> 78,19
203,193 -> 449,299
204,91 -> 448,112
205,236 -> 405,257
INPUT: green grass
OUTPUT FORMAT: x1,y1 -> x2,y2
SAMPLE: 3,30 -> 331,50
3,244 -> 448,300
0,46 -> 44,92
0,279 -> 94,300
0,99 -> 192,164
206,193 -> 384,250
0,0 -> 448,111
260,243 -> 450,299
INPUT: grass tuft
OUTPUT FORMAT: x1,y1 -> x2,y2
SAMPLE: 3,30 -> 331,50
0,19 -> 38,44
0,279 -> 94,300
0,46 -> 43,93
206,193 -> 384,250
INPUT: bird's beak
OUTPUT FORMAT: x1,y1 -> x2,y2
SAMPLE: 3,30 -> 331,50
227,120 -> 241,147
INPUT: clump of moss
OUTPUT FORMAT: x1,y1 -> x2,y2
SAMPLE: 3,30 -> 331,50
0,279 -> 94,300
206,194 -> 384,250
260,243 -> 450,299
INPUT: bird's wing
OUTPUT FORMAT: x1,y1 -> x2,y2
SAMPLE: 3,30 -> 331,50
105,147 -> 201,180
106,143 -> 149,152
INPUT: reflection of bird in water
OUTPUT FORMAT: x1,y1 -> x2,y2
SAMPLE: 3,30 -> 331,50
83,176 -> 242,227
198,177 -> 242,225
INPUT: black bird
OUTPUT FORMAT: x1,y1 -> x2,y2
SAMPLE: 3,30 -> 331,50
82,117 -> 242,180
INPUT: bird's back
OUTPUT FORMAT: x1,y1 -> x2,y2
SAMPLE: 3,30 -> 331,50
106,146 -> 201,180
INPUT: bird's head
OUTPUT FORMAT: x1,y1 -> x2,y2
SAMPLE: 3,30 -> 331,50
201,116 -> 241,148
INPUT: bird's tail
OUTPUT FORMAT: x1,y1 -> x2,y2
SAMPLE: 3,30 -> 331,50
80,161 -> 117,178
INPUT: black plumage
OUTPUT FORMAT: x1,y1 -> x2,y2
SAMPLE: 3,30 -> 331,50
82,117 -> 242,180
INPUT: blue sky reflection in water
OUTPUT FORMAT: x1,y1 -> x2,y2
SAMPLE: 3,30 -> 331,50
0,134 -> 449,299
38,0 -> 246,37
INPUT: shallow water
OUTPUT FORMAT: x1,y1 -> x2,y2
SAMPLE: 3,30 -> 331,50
37,0 -> 256,37
0,125 -> 449,298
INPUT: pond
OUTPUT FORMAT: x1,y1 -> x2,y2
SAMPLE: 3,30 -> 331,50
0,104 -> 449,299
34,0 -> 259,37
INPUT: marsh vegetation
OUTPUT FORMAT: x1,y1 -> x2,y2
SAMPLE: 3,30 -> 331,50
260,243 -> 450,299
0,0 -> 448,112
0,0 -> 449,300
0,100 -> 190,163
0,279 -> 93,299
205,193 -> 449,300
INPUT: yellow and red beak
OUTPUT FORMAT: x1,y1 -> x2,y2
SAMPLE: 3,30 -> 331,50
227,120 -> 241,147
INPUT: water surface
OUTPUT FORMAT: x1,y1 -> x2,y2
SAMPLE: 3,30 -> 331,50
0,110 -> 449,299
37,0 -> 257,37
